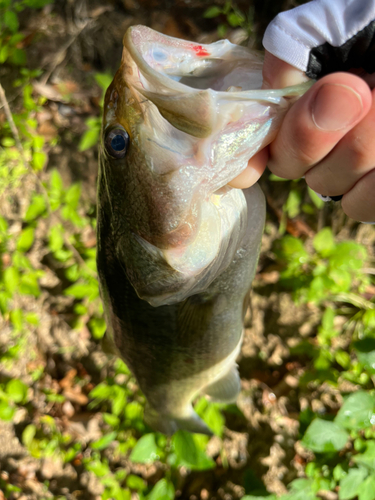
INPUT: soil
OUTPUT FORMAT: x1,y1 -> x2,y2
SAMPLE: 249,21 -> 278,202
0,1 -> 373,499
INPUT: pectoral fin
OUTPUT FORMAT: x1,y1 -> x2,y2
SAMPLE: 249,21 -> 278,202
203,365 -> 241,404
144,404 -> 213,436
101,330 -> 120,356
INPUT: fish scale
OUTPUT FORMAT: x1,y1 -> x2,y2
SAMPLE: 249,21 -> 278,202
97,25 -> 310,434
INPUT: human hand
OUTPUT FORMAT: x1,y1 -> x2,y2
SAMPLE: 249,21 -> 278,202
230,51 -> 375,223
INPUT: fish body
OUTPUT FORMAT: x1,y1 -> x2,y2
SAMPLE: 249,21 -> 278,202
97,26 -> 309,434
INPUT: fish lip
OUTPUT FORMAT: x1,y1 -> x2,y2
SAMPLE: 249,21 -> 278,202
124,25 -> 234,97
123,26 -> 198,96
123,26 -> 311,105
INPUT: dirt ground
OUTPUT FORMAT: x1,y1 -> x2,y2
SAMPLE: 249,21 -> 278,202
0,1 -> 373,499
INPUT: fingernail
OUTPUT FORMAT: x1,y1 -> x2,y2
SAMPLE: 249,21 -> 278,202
262,68 -> 309,89
312,84 -> 363,131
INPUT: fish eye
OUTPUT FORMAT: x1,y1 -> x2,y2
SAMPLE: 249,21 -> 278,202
105,127 -> 129,159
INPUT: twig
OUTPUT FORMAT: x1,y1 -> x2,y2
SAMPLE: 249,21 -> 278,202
0,83 -> 25,155
0,86 -> 24,111
362,268 -> 375,275
0,81 -> 96,278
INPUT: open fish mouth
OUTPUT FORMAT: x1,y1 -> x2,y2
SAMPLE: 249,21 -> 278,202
124,25 -> 310,140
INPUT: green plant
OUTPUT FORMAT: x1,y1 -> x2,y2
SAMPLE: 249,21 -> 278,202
0,378 -> 29,420
22,416 -> 82,462
0,0 -> 52,65
275,227 -> 369,305
256,219 -> 375,500
79,73 -> 113,152
294,391 -> 375,500
203,1 -> 254,38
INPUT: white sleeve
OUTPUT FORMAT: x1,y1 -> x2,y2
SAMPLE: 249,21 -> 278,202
263,0 -> 375,77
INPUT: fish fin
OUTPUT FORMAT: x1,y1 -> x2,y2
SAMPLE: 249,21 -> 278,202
203,365 -> 241,404
136,87 -> 216,138
174,414 -> 213,436
144,404 -> 212,436
100,330 -> 119,356
144,404 -> 179,435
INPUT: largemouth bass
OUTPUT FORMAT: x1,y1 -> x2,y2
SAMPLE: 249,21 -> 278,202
97,26 -> 309,435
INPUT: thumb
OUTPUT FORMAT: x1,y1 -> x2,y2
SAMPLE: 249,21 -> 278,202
262,50 -> 310,89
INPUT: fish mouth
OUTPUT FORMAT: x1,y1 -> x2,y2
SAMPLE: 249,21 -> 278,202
123,25 -> 310,140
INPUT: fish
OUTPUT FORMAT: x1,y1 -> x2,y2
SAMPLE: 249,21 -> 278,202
96,25 -> 310,435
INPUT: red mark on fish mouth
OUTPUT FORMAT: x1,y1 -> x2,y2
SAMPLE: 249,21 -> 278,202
192,45 -> 210,57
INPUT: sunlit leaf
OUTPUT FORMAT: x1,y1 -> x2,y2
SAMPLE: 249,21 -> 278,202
3,267 -> 20,293
17,226 -> 35,252
330,242 -> 367,271
111,386 -> 127,416
278,478 -> 318,500
202,403 -> 225,437
32,151 -> 47,171
284,189 -> 301,219
91,431 -> 117,450
147,478 -> 175,500
85,459 -> 110,477
24,195 -> 46,221
89,316 -> 107,340
363,310 -> 375,329
89,383 -> 112,400
65,183 -> 81,209
203,6 -> 222,17
358,474 -> 375,500
25,312 -> 39,325
50,168 -> 63,190
301,419 -> 349,453
4,10 -> 19,32
49,225 -> 64,253
339,467 -> 368,500
0,401 -> 15,421
79,120 -> 100,151
126,474 -> 147,491
227,12 -> 244,27
354,339 -> 375,374
308,187 -> 324,209
103,413 -> 120,427
130,433 -> 158,463
313,228 -> 335,256
19,273 -> 40,296
22,424 -> 37,447
10,308 -> 23,330
173,430 -> 215,470
354,441 -> 375,470
0,45 -> 9,63
335,392 -> 375,431
242,496 -> 276,500
64,282 -> 96,299
94,73 -> 113,92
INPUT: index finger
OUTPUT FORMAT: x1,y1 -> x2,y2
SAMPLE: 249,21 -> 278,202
262,51 -> 310,89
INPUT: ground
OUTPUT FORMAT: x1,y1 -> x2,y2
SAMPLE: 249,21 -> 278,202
0,1 -> 374,500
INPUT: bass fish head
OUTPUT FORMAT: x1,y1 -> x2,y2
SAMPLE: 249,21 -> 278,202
99,26 -> 310,305
100,27 -> 217,252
